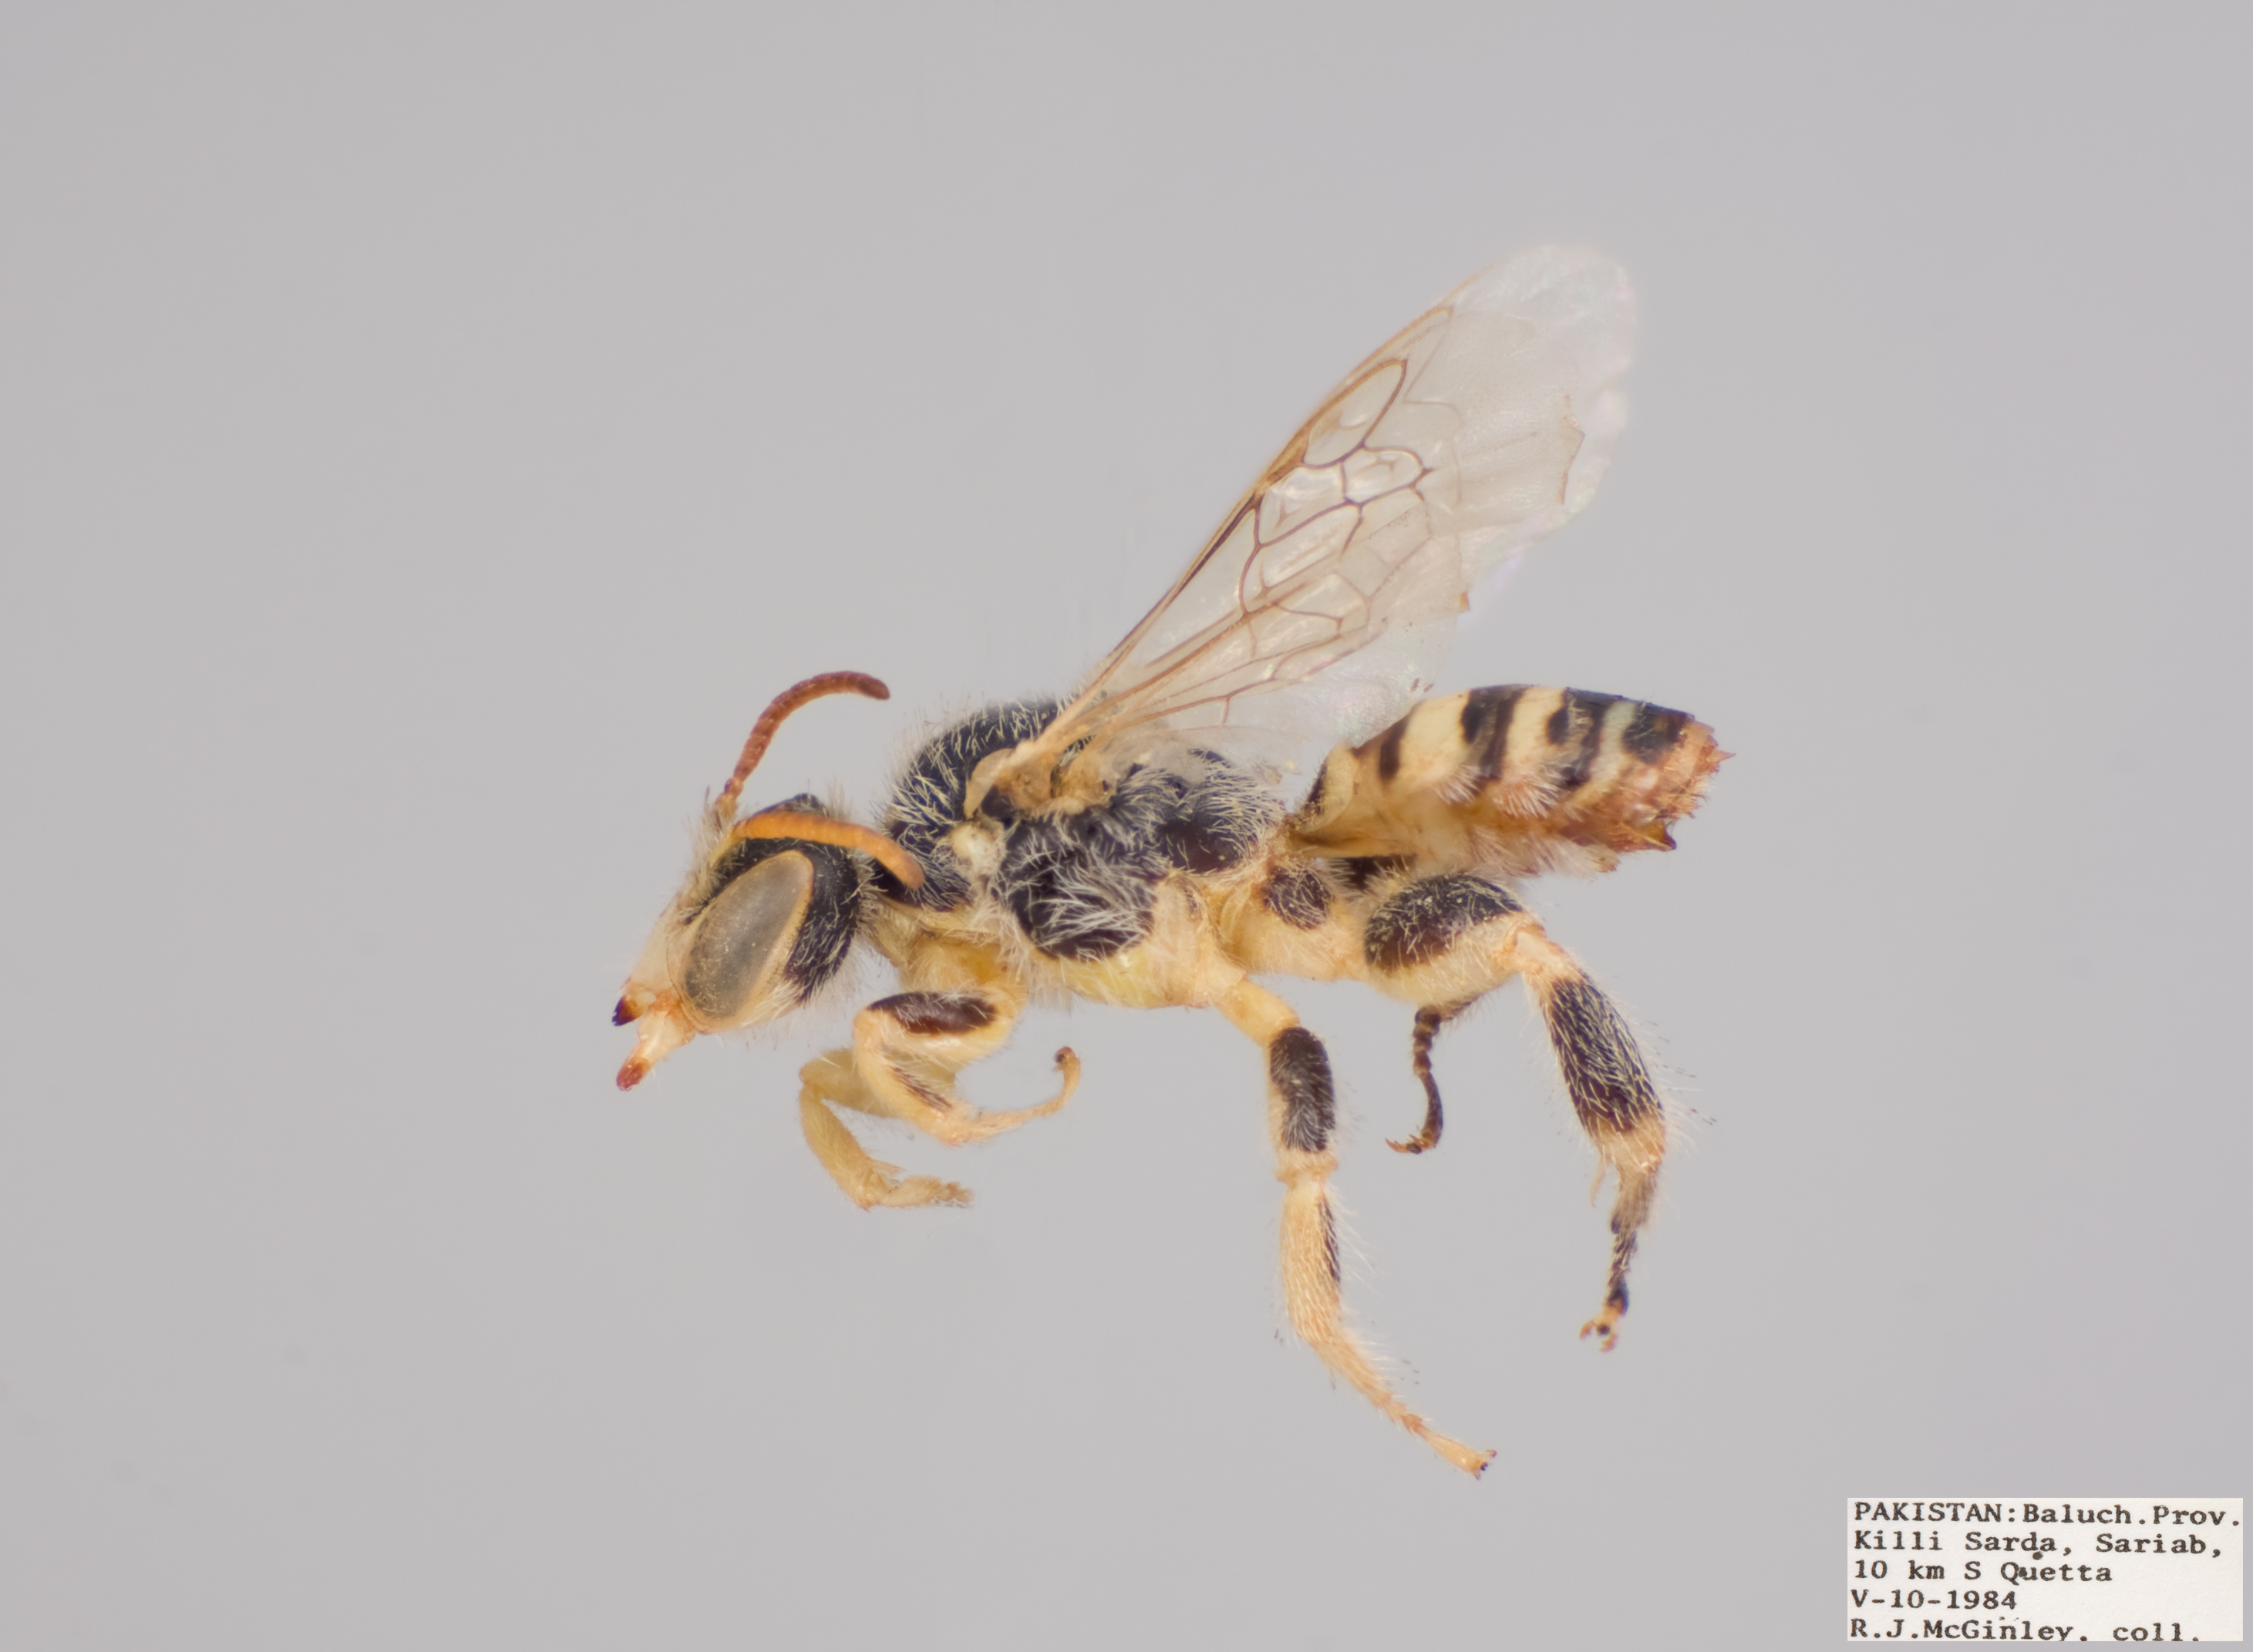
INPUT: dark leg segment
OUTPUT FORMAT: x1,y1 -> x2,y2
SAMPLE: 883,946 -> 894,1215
1268,1026 -> 1343,1283
1389,1002 -> 1466,1155
1531,971 -> 1665,1348
1269,1027 -> 1338,1159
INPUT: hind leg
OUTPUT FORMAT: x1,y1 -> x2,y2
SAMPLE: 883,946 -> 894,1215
1521,953 -> 1665,1348
1362,876 -> 1667,1349
1217,979 -> 1494,1479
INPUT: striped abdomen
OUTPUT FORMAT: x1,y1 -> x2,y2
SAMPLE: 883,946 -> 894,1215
1290,686 -> 1725,878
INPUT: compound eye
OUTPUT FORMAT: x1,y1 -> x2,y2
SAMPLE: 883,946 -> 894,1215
680,851 -> 813,1028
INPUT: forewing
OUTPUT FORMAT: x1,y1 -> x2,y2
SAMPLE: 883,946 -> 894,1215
1056,247 -> 1635,759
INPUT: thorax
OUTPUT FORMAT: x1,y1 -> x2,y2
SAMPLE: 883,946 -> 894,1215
871,704 -> 1284,1009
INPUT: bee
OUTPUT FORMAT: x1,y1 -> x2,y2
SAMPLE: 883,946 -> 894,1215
611,247 -> 1723,1477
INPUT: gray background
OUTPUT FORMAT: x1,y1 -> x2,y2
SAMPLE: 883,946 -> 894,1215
5,5 -> 2247,1648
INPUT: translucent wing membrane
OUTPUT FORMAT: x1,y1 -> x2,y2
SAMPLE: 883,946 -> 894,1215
1016,249 -> 1634,790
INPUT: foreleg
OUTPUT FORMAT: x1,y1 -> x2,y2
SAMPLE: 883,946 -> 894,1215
798,1049 -> 974,1209
1218,980 -> 1494,1479
796,989 -> 1079,1210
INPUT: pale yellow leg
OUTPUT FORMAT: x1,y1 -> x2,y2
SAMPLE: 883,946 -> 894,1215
792,981 -> 1081,1209
797,1049 -> 972,1209
849,1006 -> 1081,1147
1218,980 -> 1496,1479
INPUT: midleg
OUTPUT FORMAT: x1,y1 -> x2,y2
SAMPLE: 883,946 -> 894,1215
1361,876 -> 1668,1349
1389,1001 -> 1468,1155
796,987 -> 1079,1210
1217,979 -> 1494,1479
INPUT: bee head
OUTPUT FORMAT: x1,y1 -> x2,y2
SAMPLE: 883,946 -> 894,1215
612,675 -> 925,1090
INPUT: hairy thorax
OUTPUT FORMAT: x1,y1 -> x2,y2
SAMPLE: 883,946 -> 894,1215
869,702 -> 1283,1011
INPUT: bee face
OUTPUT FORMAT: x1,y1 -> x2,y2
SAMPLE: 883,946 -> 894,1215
615,814 -> 868,1088
675,843 -> 818,1029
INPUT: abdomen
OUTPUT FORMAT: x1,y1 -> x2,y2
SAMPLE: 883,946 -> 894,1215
1288,686 -> 1725,879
